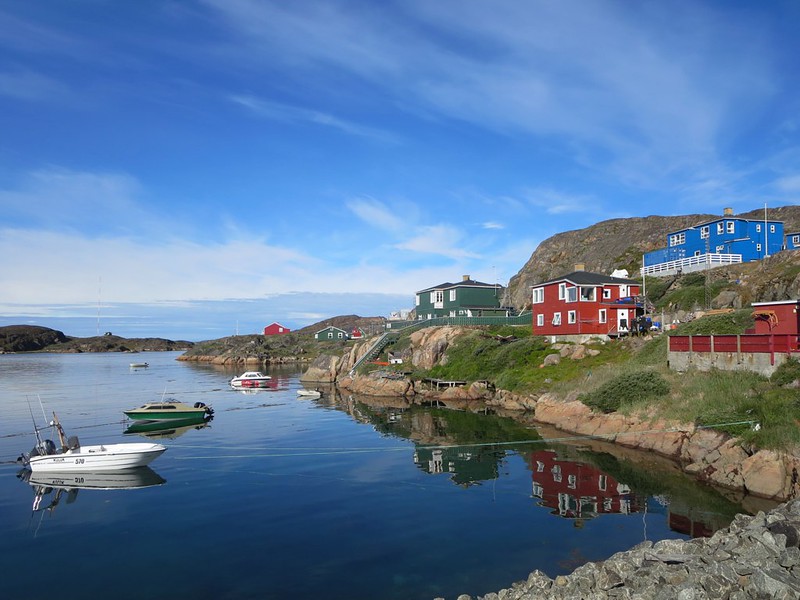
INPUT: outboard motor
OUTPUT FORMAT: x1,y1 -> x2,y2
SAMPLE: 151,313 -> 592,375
67,435 -> 80,450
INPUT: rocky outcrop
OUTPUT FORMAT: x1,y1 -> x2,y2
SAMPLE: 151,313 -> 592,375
337,371 -> 414,396
409,326 -> 466,369
0,325 -> 68,352
533,394 -> 800,501
448,500 -> 800,600
300,354 -> 341,383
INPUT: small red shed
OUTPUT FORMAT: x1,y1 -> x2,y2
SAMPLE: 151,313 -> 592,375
263,322 -> 291,336
750,300 -> 800,336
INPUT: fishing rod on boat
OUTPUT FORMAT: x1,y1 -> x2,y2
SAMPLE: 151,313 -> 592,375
26,397 -> 44,454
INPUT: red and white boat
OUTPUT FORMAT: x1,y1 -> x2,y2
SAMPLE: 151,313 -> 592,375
229,371 -> 273,388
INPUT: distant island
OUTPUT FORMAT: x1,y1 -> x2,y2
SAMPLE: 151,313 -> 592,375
0,325 -> 193,354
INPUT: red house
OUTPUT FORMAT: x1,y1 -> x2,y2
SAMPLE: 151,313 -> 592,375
532,270 -> 642,339
263,322 -> 291,336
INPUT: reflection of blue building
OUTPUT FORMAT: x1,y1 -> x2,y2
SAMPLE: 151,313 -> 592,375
642,209 -> 784,277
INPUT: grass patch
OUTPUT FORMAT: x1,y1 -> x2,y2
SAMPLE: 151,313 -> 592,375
672,309 -> 754,335
414,330 -> 630,393
580,370 -> 670,413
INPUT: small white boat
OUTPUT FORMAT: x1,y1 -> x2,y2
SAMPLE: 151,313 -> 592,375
296,389 -> 322,399
129,362 -> 149,369
18,412 -> 166,473
229,371 -> 272,388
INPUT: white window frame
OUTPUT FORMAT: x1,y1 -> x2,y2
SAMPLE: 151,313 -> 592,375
669,233 -> 686,246
770,224 -> 776,233
566,287 -> 578,303
793,235 -> 800,245
552,312 -> 562,326
416,295 -> 420,306
757,243 -> 762,252
558,283 -> 566,300
602,288 -> 611,300
726,221 -> 735,233
756,224 -> 762,232
580,286 -> 595,302
568,310 -> 576,324
700,226 -> 709,239
532,287 -> 544,304
449,289 -> 456,301
599,309 -> 607,324
536,314 -> 544,327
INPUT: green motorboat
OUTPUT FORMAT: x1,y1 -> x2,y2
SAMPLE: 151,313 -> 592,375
124,400 -> 214,422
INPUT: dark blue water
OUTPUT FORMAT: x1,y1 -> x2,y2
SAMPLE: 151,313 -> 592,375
0,352 -> 754,600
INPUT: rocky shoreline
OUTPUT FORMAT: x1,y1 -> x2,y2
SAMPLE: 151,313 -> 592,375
442,499 -> 800,600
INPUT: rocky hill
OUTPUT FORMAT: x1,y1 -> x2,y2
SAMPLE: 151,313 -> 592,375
505,205 -> 800,310
0,325 -> 193,353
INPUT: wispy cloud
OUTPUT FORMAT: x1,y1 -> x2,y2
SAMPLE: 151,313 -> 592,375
521,187 -> 600,215
228,94 -> 396,141
394,224 -> 481,260
346,197 -> 407,233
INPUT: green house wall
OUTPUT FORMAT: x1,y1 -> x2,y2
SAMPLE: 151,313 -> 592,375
416,284 -> 504,318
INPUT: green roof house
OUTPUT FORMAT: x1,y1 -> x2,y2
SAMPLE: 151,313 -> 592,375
314,326 -> 349,341
415,275 -> 507,319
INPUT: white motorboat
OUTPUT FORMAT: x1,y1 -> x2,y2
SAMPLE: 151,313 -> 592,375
18,412 -> 166,473
129,362 -> 149,368
296,389 -> 322,399
229,371 -> 273,388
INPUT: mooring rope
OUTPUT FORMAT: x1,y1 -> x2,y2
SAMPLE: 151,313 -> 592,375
167,419 -> 760,460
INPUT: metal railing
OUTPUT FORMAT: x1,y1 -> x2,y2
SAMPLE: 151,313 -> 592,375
641,253 -> 742,276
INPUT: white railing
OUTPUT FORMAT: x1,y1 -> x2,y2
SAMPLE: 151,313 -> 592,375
641,253 -> 742,277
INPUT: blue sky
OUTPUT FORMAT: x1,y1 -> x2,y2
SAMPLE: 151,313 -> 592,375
1,1 -> 799,341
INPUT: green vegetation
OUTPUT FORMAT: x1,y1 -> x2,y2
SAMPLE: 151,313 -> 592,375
645,272 -> 735,312
408,325 -> 631,394
580,370 -> 670,413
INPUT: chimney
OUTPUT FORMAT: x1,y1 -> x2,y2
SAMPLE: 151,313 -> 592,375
462,274 -> 470,281
574,263 -> 585,271
723,207 -> 733,216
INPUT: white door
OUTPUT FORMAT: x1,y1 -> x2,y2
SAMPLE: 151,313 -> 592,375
617,309 -> 629,333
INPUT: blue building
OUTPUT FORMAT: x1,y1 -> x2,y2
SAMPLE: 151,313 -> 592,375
786,232 -> 800,251
642,209 -> 784,276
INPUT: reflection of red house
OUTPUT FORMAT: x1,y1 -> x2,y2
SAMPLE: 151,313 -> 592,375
668,510 -> 714,538
529,450 -> 639,520
531,271 -> 642,340
263,322 -> 291,336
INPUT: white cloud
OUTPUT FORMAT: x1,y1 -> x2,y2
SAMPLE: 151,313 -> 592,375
346,197 -> 407,233
394,225 -> 480,260
482,221 -> 504,230
775,175 -> 800,193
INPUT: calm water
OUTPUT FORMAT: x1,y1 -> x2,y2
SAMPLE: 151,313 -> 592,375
0,352 -> 755,599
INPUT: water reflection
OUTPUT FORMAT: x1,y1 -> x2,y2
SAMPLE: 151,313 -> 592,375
330,390 -> 750,537
18,467 -> 166,514
124,414 -> 214,440
530,449 -> 642,521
